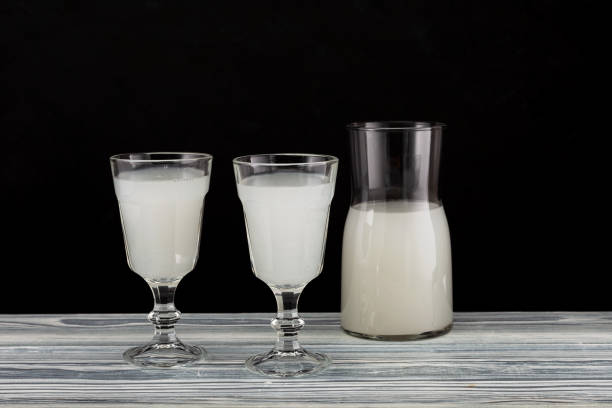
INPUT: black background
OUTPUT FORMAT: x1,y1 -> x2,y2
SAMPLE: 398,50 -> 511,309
1,1 -> 606,314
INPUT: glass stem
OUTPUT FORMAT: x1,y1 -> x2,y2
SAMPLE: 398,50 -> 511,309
147,281 -> 181,344
272,290 -> 304,353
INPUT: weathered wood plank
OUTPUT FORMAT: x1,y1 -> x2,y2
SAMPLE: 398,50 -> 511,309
0,313 -> 611,406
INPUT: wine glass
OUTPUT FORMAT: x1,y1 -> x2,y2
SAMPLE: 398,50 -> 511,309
233,153 -> 338,377
110,152 -> 212,368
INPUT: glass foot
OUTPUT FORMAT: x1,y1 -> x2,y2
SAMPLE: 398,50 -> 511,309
123,340 -> 205,368
246,348 -> 331,377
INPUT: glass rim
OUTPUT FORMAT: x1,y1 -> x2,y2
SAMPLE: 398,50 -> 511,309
233,153 -> 339,167
347,121 -> 446,131
110,152 -> 213,163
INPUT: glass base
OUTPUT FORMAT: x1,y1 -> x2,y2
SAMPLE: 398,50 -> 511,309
246,348 -> 331,378
342,323 -> 453,341
123,340 -> 205,368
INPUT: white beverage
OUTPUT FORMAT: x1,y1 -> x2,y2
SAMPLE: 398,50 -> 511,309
113,167 -> 210,282
237,172 -> 335,289
341,200 -> 452,336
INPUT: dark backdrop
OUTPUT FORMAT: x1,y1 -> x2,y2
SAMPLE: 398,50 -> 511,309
1,1 -> 606,313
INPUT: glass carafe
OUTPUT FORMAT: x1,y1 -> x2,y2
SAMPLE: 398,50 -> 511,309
341,121 -> 453,340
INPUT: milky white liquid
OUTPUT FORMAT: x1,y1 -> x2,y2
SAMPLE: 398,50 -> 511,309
237,172 -> 335,289
341,201 -> 452,336
113,167 -> 210,282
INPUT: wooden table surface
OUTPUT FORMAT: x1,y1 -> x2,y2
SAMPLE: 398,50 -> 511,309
0,312 -> 611,407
